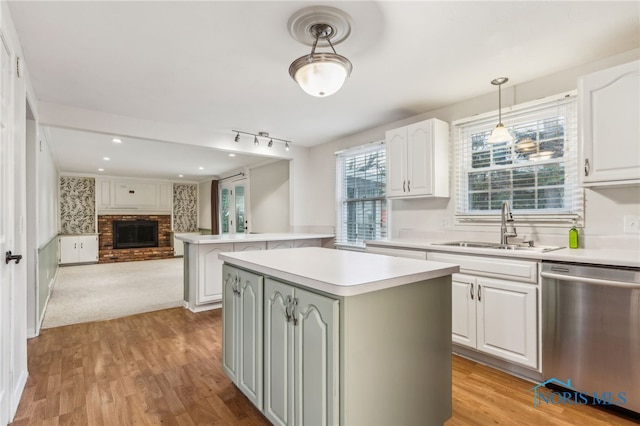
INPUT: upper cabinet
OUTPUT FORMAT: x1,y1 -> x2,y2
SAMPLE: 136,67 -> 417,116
580,60 -> 640,187
97,178 -> 172,213
386,118 -> 450,198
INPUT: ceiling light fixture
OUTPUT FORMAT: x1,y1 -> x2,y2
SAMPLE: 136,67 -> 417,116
98,168 -> 104,172
287,6 -> 353,97
487,77 -> 513,144
103,157 -> 110,161
232,130 -> 293,151
112,138 -> 122,143
229,153 -> 236,157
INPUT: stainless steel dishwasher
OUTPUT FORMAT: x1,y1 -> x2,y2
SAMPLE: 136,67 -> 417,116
541,262 -> 640,414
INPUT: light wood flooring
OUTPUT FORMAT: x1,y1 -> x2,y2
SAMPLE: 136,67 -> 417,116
11,308 -> 638,425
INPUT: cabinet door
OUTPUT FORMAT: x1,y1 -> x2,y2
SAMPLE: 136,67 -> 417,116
197,244 -> 232,304
222,265 -> 239,382
386,127 -> 408,197
77,235 -> 98,263
406,120 -> 432,196
451,274 -> 476,348
292,287 -> 339,426
237,269 -> 264,409
264,279 -> 295,426
476,277 -> 537,369
293,239 -> 320,248
581,60 -> 640,184
59,236 -> 78,264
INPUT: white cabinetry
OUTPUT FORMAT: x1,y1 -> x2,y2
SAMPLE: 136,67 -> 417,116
188,243 -> 233,306
97,178 -> 172,213
263,277 -> 339,426
580,60 -> 640,186
429,251 -> 538,369
234,241 -> 267,252
59,235 -> 98,265
222,265 -> 264,409
386,118 -> 450,198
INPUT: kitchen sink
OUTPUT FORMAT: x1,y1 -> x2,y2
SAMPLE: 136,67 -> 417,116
431,241 -> 563,253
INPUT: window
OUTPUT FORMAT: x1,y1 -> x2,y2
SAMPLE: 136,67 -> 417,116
454,92 -> 582,221
336,142 -> 388,248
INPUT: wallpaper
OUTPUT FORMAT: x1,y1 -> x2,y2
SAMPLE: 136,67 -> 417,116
59,176 -> 96,234
173,183 -> 198,232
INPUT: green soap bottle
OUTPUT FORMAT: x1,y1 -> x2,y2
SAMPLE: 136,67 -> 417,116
569,225 -> 579,249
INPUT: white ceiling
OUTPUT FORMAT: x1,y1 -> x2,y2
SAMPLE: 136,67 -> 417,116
8,1 -> 640,179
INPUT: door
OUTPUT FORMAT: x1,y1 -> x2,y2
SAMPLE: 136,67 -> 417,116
237,269 -> 263,409
0,34 -> 12,426
77,235 -> 98,263
220,179 -> 248,234
407,120 -> 432,196
264,278 -> 294,426
292,287 -> 339,426
385,127 -> 407,197
476,277 -> 537,368
451,274 -> 476,348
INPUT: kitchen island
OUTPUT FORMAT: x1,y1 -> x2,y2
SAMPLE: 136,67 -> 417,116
219,247 -> 459,426
176,233 -> 334,311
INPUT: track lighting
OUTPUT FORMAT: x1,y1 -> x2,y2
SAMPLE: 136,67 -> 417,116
232,130 -> 293,151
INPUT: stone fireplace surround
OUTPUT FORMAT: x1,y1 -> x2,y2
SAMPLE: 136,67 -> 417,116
98,214 -> 173,263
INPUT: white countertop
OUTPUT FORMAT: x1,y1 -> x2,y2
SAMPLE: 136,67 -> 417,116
175,232 -> 334,245
219,247 -> 459,297
365,239 -> 640,268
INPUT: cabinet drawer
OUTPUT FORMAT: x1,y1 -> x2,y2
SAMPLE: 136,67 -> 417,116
428,252 -> 537,283
366,245 -> 427,260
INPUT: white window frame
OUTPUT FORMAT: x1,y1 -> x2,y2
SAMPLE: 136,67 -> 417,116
453,91 -> 583,225
335,142 -> 388,249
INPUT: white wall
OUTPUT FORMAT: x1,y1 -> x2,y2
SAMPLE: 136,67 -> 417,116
250,160 -> 290,233
293,49 -> 640,250
37,129 -> 58,245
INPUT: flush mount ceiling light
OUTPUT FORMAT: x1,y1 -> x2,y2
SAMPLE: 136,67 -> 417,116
288,6 -> 353,97
487,77 -> 514,144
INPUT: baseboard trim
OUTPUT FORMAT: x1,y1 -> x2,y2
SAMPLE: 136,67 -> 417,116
187,302 -> 221,313
10,369 -> 28,421
453,345 -> 542,383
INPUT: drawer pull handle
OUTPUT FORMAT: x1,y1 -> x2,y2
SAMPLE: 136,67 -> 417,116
478,285 -> 482,302
470,283 -> 474,300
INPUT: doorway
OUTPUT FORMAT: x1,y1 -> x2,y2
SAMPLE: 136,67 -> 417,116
220,179 -> 249,234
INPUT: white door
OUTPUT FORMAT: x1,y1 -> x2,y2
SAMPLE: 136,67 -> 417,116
0,34 -> 13,426
407,120 -> 432,196
59,236 -> 78,264
220,179 -> 248,234
385,127 -> 407,197
451,274 -> 477,348
476,277 -> 538,369
77,235 -> 98,263
197,244 -> 232,304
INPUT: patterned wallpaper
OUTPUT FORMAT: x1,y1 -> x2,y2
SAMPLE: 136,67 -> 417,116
173,183 -> 198,232
59,176 -> 96,234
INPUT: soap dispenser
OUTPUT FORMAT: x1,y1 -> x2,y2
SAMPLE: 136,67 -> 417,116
569,223 -> 579,249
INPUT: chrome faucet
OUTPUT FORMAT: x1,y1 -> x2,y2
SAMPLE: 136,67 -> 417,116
500,200 -> 517,245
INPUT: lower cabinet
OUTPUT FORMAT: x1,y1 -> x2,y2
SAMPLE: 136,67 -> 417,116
263,278 -> 339,426
222,265 -> 264,409
451,273 -> 537,369
193,243 -> 234,305
59,235 -> 98,264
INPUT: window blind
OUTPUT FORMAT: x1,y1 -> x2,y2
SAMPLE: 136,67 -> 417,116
335,142 -> 388,248
454,92 -> 582,221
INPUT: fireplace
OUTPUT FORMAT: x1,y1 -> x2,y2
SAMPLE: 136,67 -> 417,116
113,220 -> 158,249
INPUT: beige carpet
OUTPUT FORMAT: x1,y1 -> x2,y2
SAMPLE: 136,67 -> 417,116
43,257 -> 184,328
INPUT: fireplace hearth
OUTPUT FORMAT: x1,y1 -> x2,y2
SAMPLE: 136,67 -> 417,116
113,220 -> 158,249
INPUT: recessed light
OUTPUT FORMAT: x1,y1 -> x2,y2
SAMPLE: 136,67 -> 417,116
98,168 -> 104,172
198,166 -> 204,170
178,174 -> 184,178
103,157 -> 110,161
112,138 -> 122,143
229,153 -> 236,157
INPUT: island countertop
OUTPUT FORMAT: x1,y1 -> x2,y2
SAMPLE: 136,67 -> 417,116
219,247 -> 459,297
175,232 -> 334,245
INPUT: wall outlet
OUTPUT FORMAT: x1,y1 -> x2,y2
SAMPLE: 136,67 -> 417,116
623,215 -> 640,233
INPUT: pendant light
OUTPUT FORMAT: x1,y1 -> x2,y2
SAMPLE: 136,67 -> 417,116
487,77 -> 513,144
289,23 -> 352,97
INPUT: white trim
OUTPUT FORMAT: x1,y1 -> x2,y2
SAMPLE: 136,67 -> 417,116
334,140 -> 384,156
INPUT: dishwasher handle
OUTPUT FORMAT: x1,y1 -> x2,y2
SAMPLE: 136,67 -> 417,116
540,271 -> 640,289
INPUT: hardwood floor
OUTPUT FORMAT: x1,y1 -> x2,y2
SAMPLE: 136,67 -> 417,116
11,308 -> 638,425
